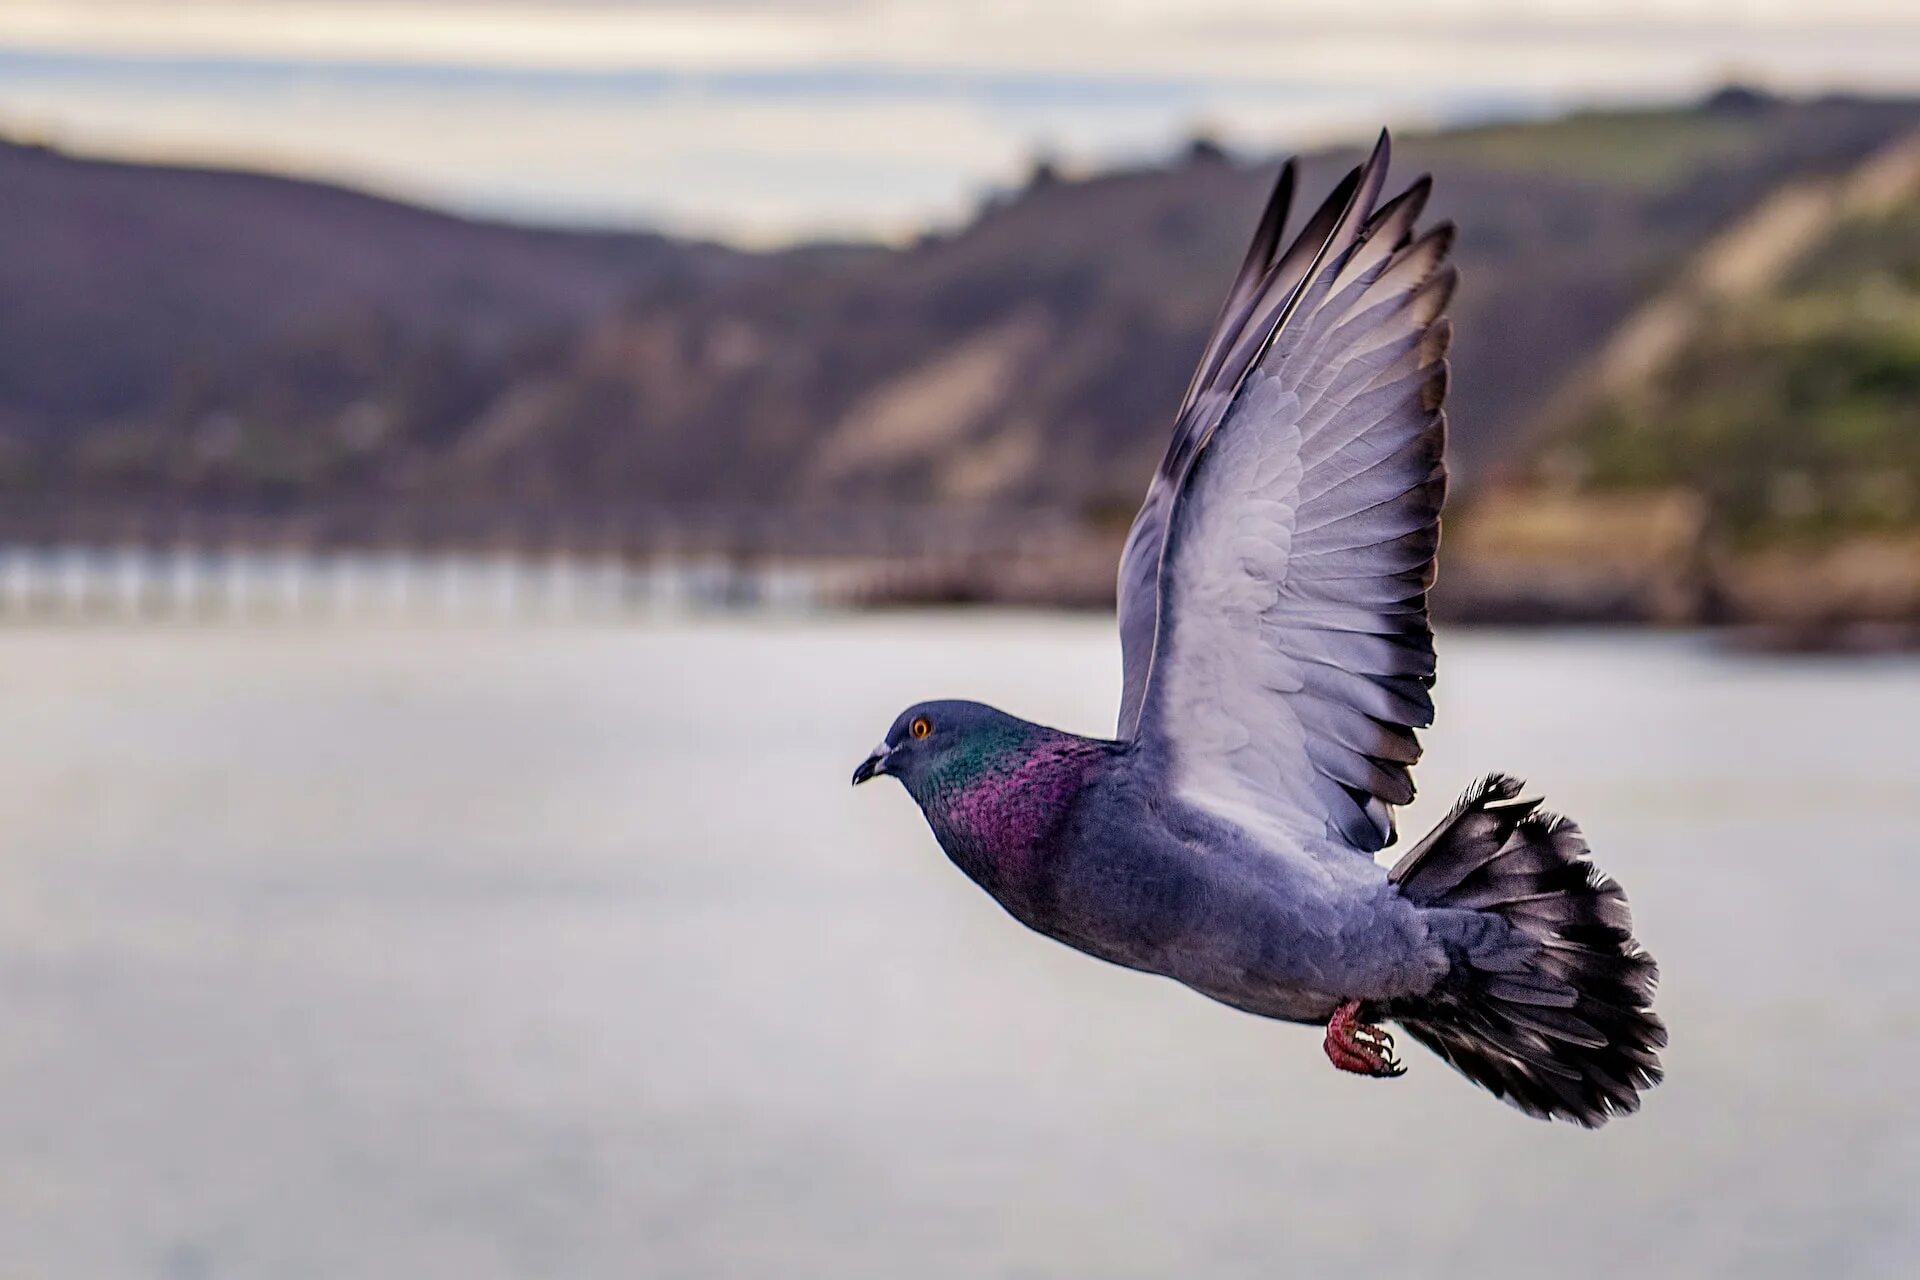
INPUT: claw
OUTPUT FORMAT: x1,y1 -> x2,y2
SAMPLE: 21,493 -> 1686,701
1323,1000 -> 1405,1079
1354,1025 -> 1394,1051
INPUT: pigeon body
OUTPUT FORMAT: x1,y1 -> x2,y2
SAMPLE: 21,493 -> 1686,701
853,136 -> 1663,1126
867,701 -> 1470,1023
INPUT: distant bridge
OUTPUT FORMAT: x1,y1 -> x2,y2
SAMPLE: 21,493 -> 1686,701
0,501 -> 1118,619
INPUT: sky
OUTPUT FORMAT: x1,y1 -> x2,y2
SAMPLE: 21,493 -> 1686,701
3,1 -> 1919,243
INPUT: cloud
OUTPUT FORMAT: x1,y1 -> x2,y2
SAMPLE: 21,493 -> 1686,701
5,1 -> 1919,78
0,53 -> 1440,242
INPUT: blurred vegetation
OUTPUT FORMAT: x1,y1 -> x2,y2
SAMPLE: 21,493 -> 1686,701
1418,102 -> 1769,189
1559,202 -> 1920,547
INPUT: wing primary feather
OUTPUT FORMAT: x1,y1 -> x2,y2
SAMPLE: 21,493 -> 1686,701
1189,163 -> 1363,435
1214,133 -> 1392,430
1176,162 -> 1297,419
1213,134 -> 1397,433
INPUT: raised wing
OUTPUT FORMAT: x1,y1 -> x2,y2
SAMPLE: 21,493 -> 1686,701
1119,134 -> 1455,853
1119,162 -> 1294,733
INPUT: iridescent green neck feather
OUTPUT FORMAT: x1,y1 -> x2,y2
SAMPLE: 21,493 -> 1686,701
905,725 -> 1108,893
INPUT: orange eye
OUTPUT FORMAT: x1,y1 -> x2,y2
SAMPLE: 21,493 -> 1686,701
909,716 -> 933,740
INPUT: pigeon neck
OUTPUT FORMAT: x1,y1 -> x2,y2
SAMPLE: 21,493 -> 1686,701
911,731 -> 1104,896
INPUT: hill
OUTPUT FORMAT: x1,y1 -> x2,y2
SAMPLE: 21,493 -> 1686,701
2,90 -> 1918,561
395,92 -> 1920,524
1481,131 -> 1920,638
0,133 -> 758,521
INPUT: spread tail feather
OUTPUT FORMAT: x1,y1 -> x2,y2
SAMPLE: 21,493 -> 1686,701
1387,774 -> 1665,1127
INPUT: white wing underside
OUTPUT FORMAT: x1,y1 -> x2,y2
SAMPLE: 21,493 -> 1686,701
1118,135 -> 1454,855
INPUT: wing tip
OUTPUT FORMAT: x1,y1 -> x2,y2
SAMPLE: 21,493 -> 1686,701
1421,359 -> 1450,412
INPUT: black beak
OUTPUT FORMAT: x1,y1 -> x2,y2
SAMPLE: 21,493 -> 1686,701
851,745 -> 892,786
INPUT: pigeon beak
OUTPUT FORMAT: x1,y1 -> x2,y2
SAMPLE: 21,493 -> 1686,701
851,743 -> 892,786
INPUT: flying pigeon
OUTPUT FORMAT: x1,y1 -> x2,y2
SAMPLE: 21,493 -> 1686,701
852,133 -> 1663,1126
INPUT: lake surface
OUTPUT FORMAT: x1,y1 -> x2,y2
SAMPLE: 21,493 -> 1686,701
0,617 -> 1915,1278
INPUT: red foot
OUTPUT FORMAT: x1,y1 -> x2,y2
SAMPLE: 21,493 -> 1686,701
1323,1000 -> 1406,1078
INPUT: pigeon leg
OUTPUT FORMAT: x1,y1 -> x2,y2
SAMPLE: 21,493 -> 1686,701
1323,1000 -> 1405,1078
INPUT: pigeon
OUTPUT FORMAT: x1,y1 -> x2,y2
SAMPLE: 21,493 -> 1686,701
852,132 -> 1663,1126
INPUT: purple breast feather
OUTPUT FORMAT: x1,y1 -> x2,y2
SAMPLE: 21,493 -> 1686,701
933,739 -> 1104,874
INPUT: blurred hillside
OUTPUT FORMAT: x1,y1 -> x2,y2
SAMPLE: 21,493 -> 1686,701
1488,131 -> 1920,641
515,90 -> 1919,520
2,88 -> 1919,630
0,133 -> 776,513
1555,150 -> 1920,547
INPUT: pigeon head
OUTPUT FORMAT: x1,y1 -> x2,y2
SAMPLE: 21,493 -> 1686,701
850,699 -> 1031,795
853,699 -> 1110,893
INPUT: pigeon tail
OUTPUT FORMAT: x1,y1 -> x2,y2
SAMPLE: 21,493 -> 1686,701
1385,774 -> 1665,1127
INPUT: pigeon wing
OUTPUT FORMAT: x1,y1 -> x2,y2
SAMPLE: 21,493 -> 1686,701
1118,133 -> 1456,854
1117,162 -> 1298,734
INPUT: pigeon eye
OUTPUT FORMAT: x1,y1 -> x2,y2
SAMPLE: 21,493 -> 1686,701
910,716 -> 933,740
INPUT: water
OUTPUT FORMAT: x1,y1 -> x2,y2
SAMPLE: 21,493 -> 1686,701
0,617 -> 1915,1278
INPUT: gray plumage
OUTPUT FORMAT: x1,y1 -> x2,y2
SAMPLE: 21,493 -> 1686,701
854,134 -> 1664,1127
